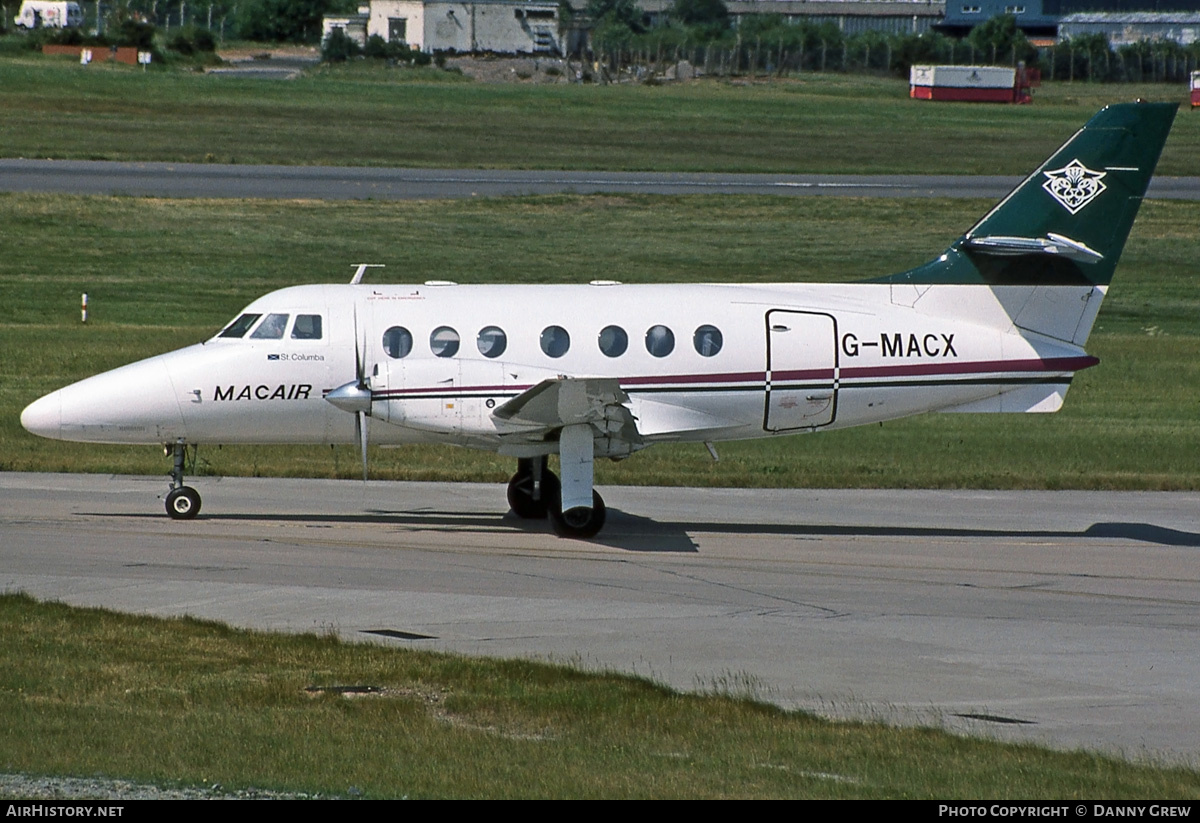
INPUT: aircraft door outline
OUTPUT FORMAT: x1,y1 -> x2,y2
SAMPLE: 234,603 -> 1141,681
764,309 -> 838,431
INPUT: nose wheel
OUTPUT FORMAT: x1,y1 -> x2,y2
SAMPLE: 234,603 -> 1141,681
163,440 -> 201,519
165,486 -> 201,519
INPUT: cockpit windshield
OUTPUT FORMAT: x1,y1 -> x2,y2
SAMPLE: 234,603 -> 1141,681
250,313 -> 290,339
216,312 -> 324,341
218,313 -> 261,339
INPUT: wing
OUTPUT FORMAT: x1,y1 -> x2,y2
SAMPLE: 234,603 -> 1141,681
492,377 -> 643,458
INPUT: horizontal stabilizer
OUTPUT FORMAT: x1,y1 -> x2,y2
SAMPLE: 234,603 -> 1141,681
963,233 -> 1103,264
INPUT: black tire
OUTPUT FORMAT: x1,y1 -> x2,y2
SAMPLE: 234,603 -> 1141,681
506,469 -> 559,519
549,490 -> 606,539
165,486 -> 201,520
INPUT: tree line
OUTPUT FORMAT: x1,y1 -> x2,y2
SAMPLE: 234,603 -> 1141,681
585,2 -> 1200,84
2,0 -> 356,43
13,0 -> 1200,84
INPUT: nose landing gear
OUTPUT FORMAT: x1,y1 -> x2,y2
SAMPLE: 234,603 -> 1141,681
163,440 -> 201,520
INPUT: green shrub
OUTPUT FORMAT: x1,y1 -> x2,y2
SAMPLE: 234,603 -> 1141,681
321,27 -> 361,62
168,26 -> 218,56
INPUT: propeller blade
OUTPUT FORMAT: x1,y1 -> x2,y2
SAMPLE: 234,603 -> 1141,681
357,411 -> 369,482
348,303 -> 370,481
353,306 -> 365,388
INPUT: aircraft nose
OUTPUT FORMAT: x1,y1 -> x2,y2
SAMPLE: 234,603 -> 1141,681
21,391 -> 62,440
20,355 -> 187,444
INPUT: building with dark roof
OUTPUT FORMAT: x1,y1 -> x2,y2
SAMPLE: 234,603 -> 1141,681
940,0 -> 1200,41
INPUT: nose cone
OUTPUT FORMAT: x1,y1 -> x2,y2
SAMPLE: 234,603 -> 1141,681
20,355 -> 187,444
21,391 -> 62,440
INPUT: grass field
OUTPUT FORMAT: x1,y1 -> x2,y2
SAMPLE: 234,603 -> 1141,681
1,55 -> 1199,174
2,192 -> 1198,489
2,594 -> 1197,799
3,55 -> 1199,798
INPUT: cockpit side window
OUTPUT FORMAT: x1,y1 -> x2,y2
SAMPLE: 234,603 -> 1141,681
250,313 -> 289,340
291,314 -> 323,340
218,313 -> 262,339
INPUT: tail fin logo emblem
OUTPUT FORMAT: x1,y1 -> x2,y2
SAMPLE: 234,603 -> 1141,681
1043,159 -> 1107,214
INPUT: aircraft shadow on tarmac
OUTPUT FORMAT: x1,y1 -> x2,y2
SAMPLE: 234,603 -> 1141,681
84,508 -> 1200,553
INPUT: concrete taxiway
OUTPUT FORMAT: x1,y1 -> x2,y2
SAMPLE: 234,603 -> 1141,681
2,471 -> 1198,762
3,159 -> 1199,201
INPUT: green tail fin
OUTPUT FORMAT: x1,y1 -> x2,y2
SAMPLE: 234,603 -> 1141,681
888,102 -> 1177,287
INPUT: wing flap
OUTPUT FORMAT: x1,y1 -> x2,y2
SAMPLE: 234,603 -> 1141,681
493,377 -> 643,453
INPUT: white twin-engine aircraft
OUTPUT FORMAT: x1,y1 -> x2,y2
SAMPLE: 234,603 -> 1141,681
21,102 -> 1177,537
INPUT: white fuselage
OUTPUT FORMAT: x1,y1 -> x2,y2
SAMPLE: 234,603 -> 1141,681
21,281 -> 1099,454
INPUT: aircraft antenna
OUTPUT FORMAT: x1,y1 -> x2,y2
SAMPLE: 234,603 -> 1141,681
350,263 -> 385,285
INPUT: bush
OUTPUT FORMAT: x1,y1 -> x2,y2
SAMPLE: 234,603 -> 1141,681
112,19 -> 156,51
363,33 -> 389,59
237,0 -> 334,44
359,34 -> 433,66
321,27 -> 360,62
168,26 -> 218,56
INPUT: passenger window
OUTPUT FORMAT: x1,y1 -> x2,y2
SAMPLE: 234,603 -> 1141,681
219,313 -> 261,339
250,313 -> 289,340
645,325 -> 675,358
598,325 -> 628,358
693,325 -> 723,357
382,326 -> 413,359
477,326 -> 507,358
291,314 -> 323,340
540,325 -> 570,358
430,326 -> 460,358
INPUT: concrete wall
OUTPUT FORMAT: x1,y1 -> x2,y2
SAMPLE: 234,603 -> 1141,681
323,15 -> 370,47
367,0 -> 561,54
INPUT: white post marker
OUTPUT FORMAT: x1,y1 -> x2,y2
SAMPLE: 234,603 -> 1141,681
81,293 -> 88,324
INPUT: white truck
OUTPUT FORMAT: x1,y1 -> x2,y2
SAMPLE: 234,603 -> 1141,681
13,1 -> 84,29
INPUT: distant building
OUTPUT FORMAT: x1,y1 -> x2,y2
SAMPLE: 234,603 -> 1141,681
1057,11 -> 1200,45
639,0 -> 946,36
330,0 -> 948,55
329,0 -> 1200,55
329,0 -> 564,53
939,0 -> 1200,43
324,8 -> 371,48
939,0 -> 1056,38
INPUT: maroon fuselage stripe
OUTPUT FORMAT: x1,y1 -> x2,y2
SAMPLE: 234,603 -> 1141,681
841,355 -> 1098,380
367,355 -> 1095,399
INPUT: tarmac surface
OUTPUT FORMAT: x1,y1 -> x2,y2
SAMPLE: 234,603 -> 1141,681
3,159 -> 1199,201
3,471 -> 1199,763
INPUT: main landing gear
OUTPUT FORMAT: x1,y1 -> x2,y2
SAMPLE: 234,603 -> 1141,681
506,456 -> 606,539
164,440 -> 201,520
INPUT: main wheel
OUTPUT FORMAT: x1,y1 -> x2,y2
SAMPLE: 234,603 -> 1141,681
549,490 -> 606,539
507,469 -> 559,520
165,486 -> 201,520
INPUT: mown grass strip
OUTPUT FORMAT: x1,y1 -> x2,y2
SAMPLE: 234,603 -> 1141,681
2,594 -> 1197,798
1,57 -> 1199,175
